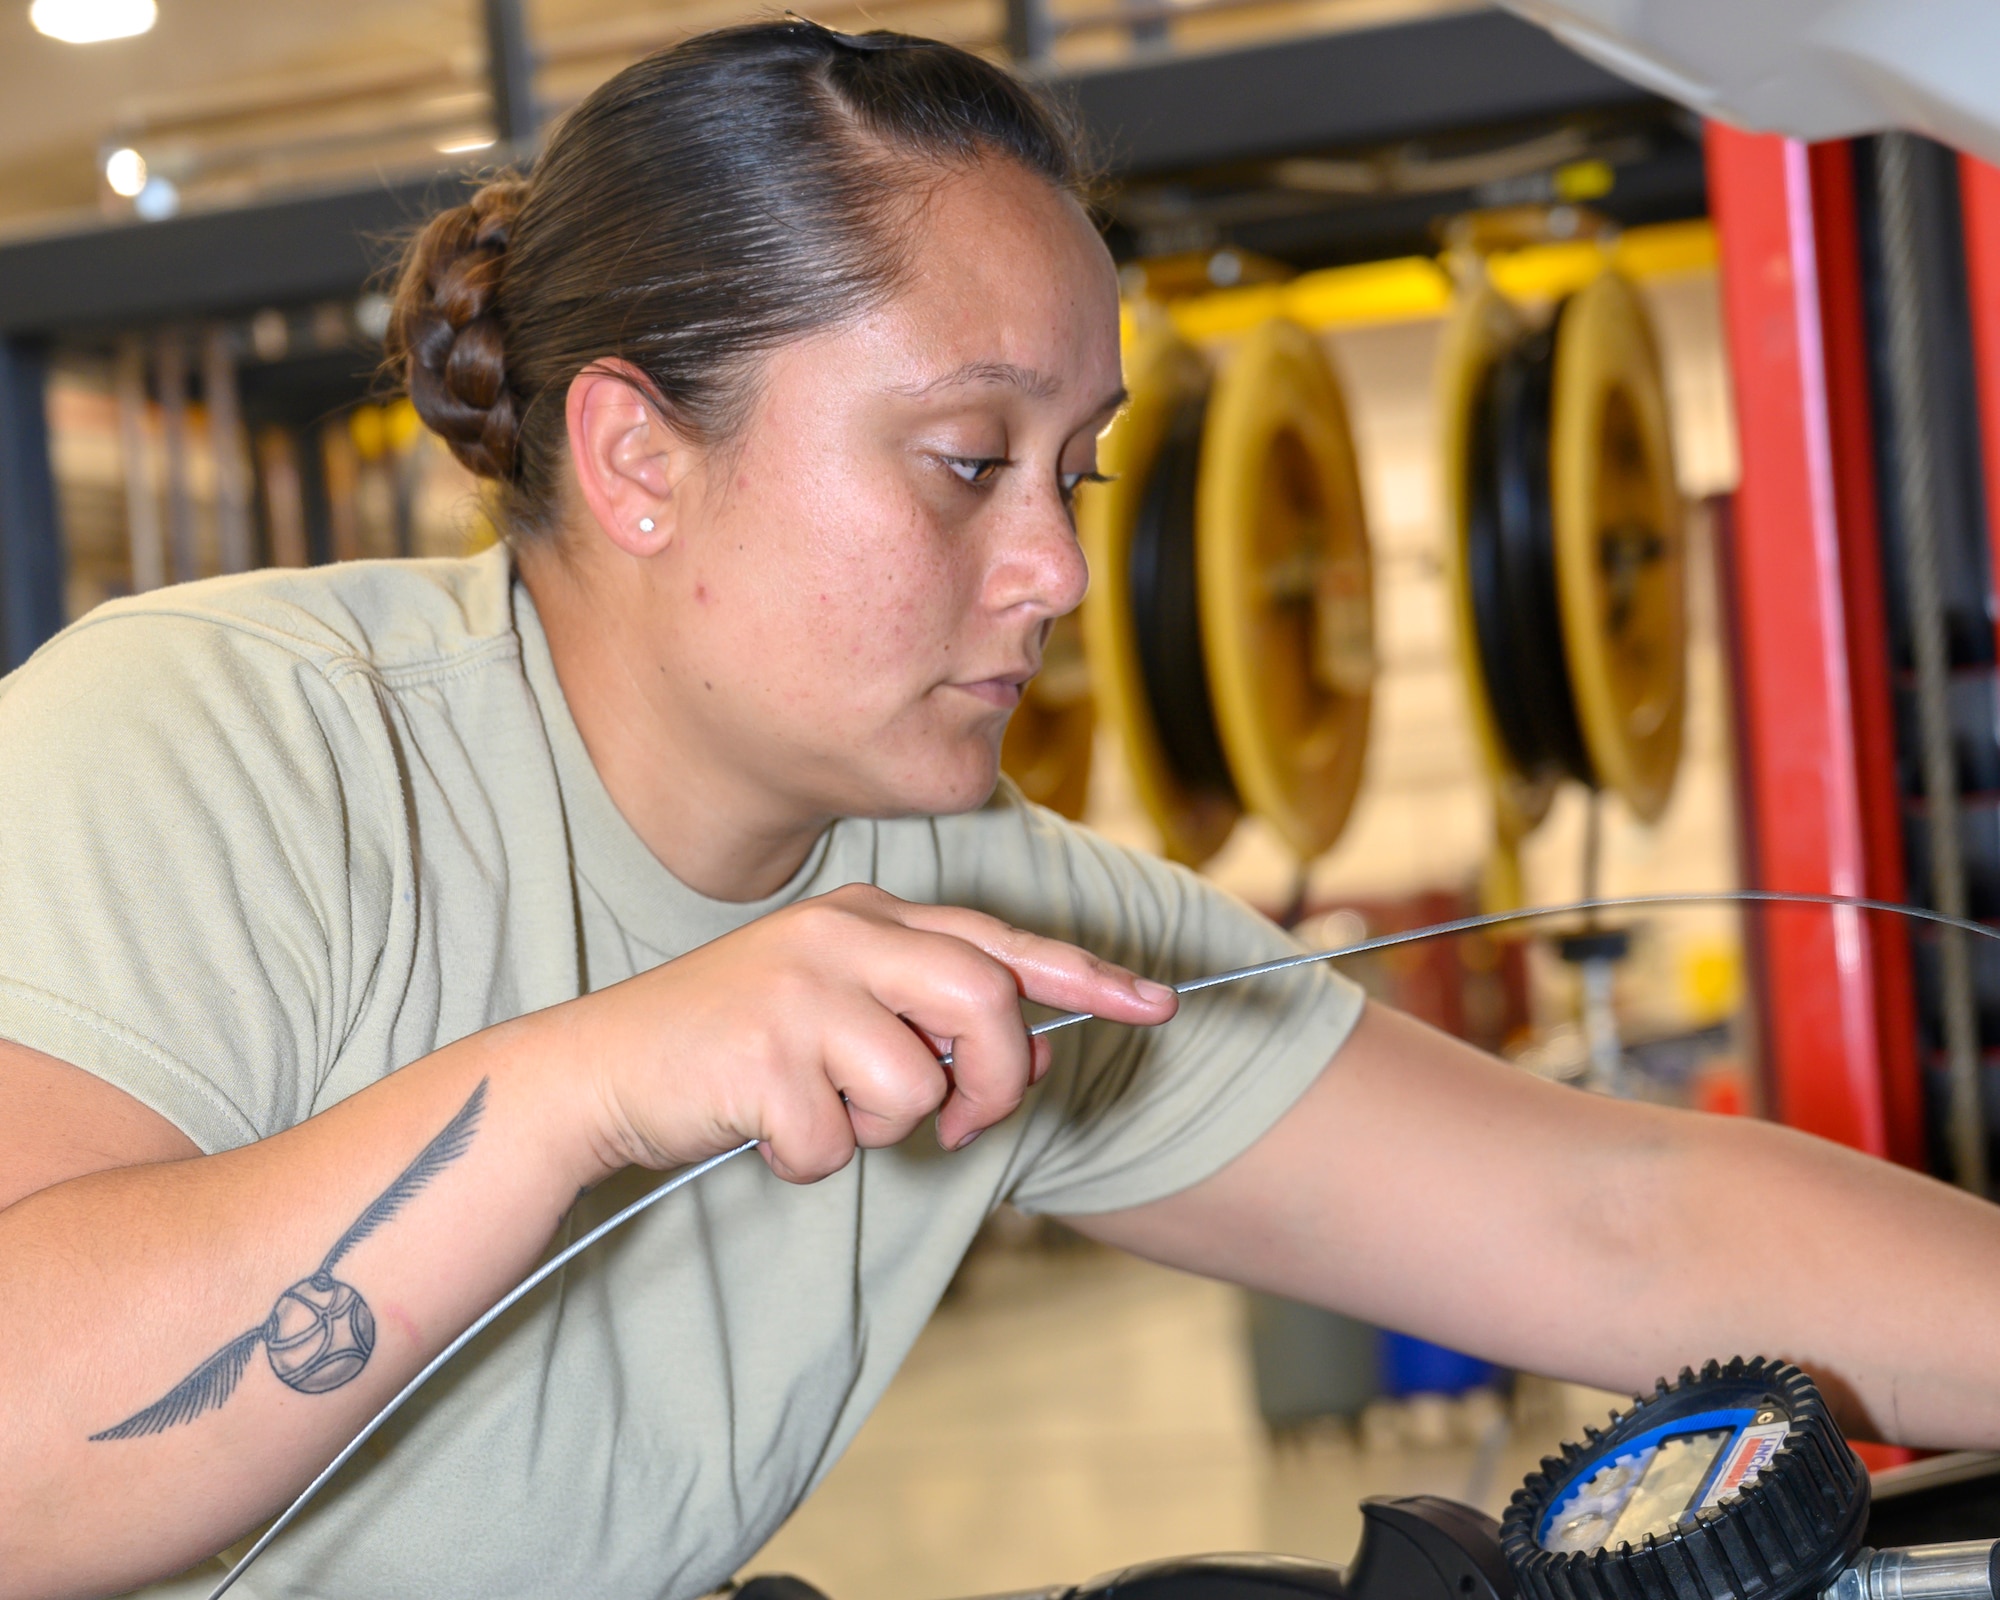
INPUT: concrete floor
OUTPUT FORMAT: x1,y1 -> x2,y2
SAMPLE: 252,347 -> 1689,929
747,1238 -> 1622,1600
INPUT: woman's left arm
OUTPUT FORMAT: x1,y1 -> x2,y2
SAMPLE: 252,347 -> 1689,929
1065,1000 -> 2000,1449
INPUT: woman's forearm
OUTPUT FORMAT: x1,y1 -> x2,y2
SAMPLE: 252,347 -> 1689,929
1075,1002 -> 2000,1450
0,1016 -> 602,1600
1591,1104 -> 2000,1448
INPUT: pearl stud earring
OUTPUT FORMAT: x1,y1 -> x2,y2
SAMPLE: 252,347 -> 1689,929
638,517 -> 655,533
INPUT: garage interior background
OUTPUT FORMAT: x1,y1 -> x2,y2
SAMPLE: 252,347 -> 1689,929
2,0 -> 1999,1596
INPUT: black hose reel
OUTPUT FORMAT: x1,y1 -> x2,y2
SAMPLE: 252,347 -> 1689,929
1080,314 -> 1374,867
1440,269 -> 1687,909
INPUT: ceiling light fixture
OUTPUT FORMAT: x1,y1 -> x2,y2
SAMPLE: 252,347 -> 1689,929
435,135 -> 496,155
29,0 -> 157,43
104,146 -> 147,197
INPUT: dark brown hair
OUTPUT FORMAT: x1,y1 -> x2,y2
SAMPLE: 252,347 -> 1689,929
386,19 -> 1088,538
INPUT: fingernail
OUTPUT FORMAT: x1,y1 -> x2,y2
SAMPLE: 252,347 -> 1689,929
954,1127 -> 983,1151
1134,978 -> 1175,1004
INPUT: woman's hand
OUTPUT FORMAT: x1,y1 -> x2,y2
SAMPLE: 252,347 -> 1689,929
558,884 -> 1179,1184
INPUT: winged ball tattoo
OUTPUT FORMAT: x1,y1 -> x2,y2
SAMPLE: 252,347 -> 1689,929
90,1078 -> 488,1441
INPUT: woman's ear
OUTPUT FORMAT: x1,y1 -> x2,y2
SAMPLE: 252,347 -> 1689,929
565,361 -> 687,557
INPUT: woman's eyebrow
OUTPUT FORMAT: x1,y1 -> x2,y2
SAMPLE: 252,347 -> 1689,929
889,366 -> 1127,427
894,360 -> 1064,399
1089,386 -> 1131,420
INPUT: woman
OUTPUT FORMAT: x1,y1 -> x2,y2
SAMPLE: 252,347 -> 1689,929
0,21 -> 1995,1600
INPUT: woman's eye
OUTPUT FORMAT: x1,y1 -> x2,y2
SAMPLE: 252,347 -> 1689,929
944,456 -> 1006,486
1060,470 -> 1113,502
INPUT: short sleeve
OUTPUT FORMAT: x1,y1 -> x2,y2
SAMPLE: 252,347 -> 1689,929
0,610 -> 398,1153
935,789 -> 1364,1217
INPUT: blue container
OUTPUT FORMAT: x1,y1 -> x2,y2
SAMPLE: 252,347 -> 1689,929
1379,1330 -> 1500,1397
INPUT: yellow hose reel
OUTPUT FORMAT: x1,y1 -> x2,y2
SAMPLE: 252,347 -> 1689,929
1081,322 -> 1235,862
1080,314 -> 1374,865
1202,317 -> 1374,858
1440,267 -> 1685,907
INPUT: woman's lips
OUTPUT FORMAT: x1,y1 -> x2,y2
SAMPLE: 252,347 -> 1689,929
954,676 -> 1028,709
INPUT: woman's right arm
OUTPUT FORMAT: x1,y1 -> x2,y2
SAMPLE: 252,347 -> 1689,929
0,884 -> 1176,1600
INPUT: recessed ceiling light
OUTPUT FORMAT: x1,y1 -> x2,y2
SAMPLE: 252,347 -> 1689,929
104,146 -> 147,197
29,0 -> 158,43
436,136 -> 496,155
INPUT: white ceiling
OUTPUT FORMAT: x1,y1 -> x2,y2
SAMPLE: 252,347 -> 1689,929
0,0 -> 483,220
0,0 -> 479,162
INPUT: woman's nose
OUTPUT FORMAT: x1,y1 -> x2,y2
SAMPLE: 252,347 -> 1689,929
997,487 -> 1090,617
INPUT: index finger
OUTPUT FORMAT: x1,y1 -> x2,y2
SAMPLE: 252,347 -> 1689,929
893,904 -> 1179,1028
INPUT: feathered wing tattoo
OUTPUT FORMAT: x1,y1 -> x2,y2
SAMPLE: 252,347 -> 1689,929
90,1078 -> 489,1442
89,1328 -> 268,1441
318,1078 -> 487,1276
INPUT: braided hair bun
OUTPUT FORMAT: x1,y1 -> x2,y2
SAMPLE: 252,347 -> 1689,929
386,179 -> 528,481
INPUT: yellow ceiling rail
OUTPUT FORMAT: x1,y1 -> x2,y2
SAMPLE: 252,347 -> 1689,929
1162,218 -> 1716,343
1610,218 -> 1717,281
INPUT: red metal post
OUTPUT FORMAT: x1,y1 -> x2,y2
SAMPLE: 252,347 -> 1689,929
1706,126 -> 1923,1165
1807,144 -> 1928,1170
1959,155 -> 2000,667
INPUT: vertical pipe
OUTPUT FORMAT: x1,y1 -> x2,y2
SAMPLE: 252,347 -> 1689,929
392,447 -> 420,558
1578,958 -> 1623,1095
483,0 -> 536,148
154,327 -> 197,585
1874,131 -> 1987,1195
1004,0 -> 1055,64
1125,0 -> 1169,48
0,336 -> 65,671
322,417 -> 361,564
1580,787 -> 1603,907
114,337 -> 165,596
256,426 -> 309,569
202,327 -> 255,575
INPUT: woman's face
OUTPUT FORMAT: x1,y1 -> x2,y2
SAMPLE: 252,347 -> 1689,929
645,156 -> 1125,824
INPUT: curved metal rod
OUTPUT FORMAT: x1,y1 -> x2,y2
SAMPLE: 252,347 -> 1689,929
1026,887 -> 1999,1041
210,886 -> 1990,1597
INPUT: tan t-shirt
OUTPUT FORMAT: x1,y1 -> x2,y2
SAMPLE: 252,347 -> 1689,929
0,547 -> 1361,1600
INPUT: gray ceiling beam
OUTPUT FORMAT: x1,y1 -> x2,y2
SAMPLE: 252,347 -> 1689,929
0,9 -> 1659,339
0,173 -> 471,339
1067,9 -> 1656,177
